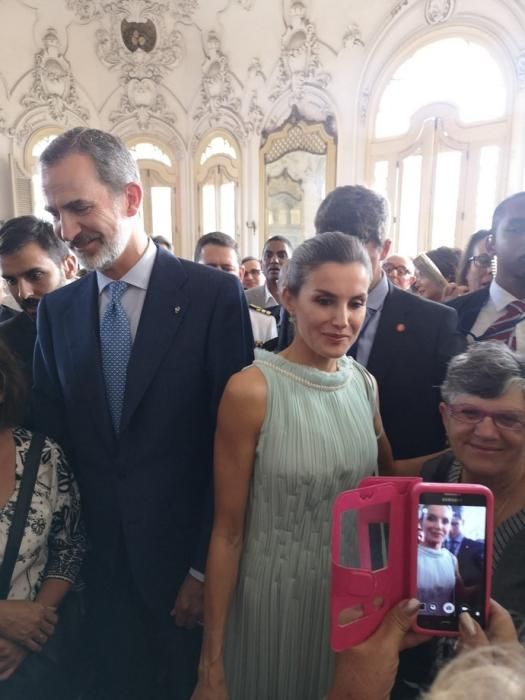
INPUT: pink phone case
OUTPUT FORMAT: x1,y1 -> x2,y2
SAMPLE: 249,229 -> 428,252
330,476 -> 422,651
409,482 -> 494,637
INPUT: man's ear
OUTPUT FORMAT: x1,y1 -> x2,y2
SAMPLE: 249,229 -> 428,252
280,287 -> 295,317
124,182 -> 143,217
438,401 -> 449,429
239,264 -> 246,283
62,254 -> 78,280
380,239 -> 392,261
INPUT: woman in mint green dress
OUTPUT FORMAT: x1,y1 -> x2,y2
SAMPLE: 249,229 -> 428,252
192,232 -> 394,700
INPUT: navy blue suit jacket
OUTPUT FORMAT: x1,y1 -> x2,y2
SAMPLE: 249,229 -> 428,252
32,247 -> 254,614
447,286 -> 490,338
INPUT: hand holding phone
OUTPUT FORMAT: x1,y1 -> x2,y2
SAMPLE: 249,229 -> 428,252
411,483 -> 493,636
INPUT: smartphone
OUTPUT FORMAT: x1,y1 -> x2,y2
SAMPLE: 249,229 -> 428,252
410,483 -> 493,636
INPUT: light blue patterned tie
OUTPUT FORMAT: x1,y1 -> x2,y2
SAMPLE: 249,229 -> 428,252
100,281 -> 131,434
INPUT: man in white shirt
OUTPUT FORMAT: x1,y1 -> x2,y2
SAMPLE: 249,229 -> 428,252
449,192 -> 525,351
244,235 -> 293,309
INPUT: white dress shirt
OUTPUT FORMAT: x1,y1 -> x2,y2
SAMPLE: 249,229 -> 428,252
470,280 -> 525,352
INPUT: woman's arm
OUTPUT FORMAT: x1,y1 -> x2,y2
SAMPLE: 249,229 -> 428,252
370,375 -> 394,476
192,367 -> 267,699
41,441 -> 87,594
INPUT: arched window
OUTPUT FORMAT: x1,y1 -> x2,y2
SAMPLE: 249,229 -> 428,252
128,139 -> 178,250
19,129 -> 62,221
195,132 -> 240,239
367,36 -> 511,255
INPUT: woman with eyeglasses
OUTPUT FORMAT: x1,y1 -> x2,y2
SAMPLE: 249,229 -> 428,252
424,341 -> 525,618
394,341 -> 525,698
457,229 -> 494,292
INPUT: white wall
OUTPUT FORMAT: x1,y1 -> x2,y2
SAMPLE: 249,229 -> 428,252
0,0 -> 524,257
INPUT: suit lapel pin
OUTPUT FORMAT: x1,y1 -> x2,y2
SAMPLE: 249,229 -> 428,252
396,323 -> 406,333
174,306 -> 181,314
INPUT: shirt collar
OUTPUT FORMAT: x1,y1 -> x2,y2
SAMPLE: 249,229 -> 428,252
367,271 -> 389,311
96,237 -> 156,295
264,283 -> 279,307
489,279 -> 521,312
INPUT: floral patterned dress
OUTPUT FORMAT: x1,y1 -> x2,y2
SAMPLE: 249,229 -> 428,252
0,427 -> 86,600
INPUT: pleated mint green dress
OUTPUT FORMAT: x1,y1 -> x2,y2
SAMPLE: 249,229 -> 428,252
224,350 -> 378,700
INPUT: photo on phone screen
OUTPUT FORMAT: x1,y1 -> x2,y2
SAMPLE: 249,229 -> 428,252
416,491 -> 487,632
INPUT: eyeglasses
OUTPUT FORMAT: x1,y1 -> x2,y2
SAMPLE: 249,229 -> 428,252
447,403 -> 525,432
245,269 -> 262,276
467,253 -> 494,268
383,264 -> 412,277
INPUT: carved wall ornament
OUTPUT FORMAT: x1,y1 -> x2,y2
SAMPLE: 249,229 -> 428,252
193,31 -> 242,125
517,51 -> 525,90
66,0 -> 102,22
93,1 -> 183,129
170,0 -> 198,23
270,1 -> 330,103
343,22 -> 364,48
391,0 -> 409,17
21,27 -> 89,122
425,0 -> 455,24
359,87 -> 371,124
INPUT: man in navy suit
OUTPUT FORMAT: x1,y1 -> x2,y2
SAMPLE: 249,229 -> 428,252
445,509 -> 484,587
32,128 -> 253,699
278,186 -> 465,459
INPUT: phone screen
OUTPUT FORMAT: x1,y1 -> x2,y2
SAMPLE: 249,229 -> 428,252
416,491 -> 487,632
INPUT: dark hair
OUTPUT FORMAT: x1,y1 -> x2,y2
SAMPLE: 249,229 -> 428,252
279,231 -> 371,296
314,186 -> 389,247
40,127 -> 139,193
0,340 -> 28,428
424,246 -> 462,283
456,230 -> 491,286
0,216 -> 70,264
241,255 -> 259,265
152,235 -> 172,251
441,341 -> 525,402
491,192 -> 525,233
263,235 -> 293,254
193,231 -> 239,263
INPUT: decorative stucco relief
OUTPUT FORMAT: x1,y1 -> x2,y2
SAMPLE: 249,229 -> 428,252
517,50 -> 525,89
343,22 -> 364,49
425,0 -> 455,24
269,1 -> 330,103
21,27 -> 89,122
68,0 -> 198,23
193,31 -> 242,125
243,58 -> 265,135
92,2 -> 182,129
391,0 -> 409,17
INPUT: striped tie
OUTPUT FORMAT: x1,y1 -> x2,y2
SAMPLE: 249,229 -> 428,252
477,300 -> 525,349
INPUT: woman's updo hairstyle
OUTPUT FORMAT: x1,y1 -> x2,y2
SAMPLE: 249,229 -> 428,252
279,231 -> 371,297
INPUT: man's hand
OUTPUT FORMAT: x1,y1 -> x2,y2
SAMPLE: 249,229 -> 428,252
0,637 -> 27,680
328,599 -> 430,700
170,575 -> 204,629
0,601 -> 57,652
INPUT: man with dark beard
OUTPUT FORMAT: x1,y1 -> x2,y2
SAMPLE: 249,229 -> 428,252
0,215 -> 77,387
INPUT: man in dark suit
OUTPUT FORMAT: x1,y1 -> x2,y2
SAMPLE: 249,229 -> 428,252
0,215 -> 77,388
32,128 -> 254,699
445,509 -> 484,587
279,186 -> 465,459
448,192 -> 525,351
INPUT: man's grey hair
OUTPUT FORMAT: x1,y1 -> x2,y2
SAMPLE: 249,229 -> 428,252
39,127 -> 139,193
441,341 -> 525,403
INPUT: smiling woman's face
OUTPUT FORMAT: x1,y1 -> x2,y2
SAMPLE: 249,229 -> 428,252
422,505 -> 452,548
282,261 -> 369,372
440,384 -> 525,480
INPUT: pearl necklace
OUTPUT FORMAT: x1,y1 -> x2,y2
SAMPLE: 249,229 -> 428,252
255,359 -> 350,391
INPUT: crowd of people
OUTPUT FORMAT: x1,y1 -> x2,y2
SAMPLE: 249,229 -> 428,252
0,126 -> 523,699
